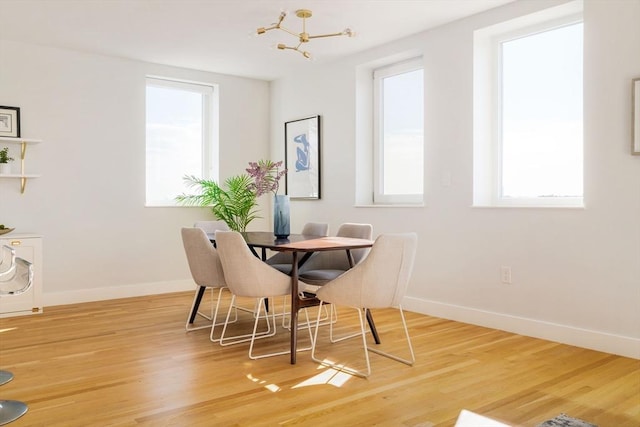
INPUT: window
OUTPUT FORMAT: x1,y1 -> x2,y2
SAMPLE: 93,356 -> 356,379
145,77 -> 218,206
373,58 -> 424,204
473,3 -> 583,207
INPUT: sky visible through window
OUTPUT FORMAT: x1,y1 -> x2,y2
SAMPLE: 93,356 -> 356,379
146,85 -> 203,206
501,22 -> 583,198
382,68 -> 424,195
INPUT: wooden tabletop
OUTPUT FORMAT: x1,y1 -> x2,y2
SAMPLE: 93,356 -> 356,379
271,236 -> 374,252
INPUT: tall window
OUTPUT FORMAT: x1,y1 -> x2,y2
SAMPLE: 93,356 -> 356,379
145,77 -> 218,206
474,3 -> 583,207
373,58 -> 424,204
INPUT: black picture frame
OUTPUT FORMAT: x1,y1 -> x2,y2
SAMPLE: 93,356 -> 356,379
285,115 -> 321,199
0,106 -> 20,138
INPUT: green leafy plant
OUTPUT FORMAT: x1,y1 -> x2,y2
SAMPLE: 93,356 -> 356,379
175,174 -> 259,232
0,147 -> 14,164
175,160 -> 287,232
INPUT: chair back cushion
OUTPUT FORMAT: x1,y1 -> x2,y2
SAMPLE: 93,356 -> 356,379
315,233 -> 417,308
194,220 -> 230,234
181,227 -> 226,288
299,223 -> 373,272
301,222 -> 329,236
267,222 -> 329,267
215,231 -> 291,298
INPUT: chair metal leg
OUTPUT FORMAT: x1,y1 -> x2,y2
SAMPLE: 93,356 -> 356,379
367,305 -> 415,366
282,295 -> 335,330
0,400 -> 28,425
219,296 -> 276,346
311,303 -> 371,377
311,303 -> 415,378
0,370 -> 28,425
249,301 -> 313,360
188,287 -> 227,333
0,372 -> 12,387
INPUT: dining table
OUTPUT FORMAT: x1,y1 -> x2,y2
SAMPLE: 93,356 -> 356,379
207,231 -> 378,364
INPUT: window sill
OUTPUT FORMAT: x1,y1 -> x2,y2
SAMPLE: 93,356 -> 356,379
355,204 -> 425,208
471,204 -> 585,210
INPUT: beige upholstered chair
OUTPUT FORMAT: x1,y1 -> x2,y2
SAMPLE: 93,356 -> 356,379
265,222 -> 330,327
181,227 -> 230,338
266,222 -> 329,274
311,233 -> 418,377
215,230 -> 313,359
298,223 -> 373,285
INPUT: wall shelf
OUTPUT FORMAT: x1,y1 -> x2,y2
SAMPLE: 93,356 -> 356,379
0,136 -> 43,194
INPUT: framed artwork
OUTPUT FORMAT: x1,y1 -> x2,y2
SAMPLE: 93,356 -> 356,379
0,106 -> 20,138
285,115 -> 321,199
632,78 -> 640,155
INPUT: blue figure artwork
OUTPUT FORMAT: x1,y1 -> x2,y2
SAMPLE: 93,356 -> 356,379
294,133 -> 310,171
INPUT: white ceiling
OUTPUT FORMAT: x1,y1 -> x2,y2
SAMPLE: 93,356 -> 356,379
0,0 -> 513,81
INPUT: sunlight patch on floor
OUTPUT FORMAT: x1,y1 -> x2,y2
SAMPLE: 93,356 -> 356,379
292,364 -> 353,388
455,409 -> 511,427
246,373 -> 281,392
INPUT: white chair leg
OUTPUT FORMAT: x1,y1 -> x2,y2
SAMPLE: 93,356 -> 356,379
187,287 -> 239,333
249,303 -> 314,360
311,304 -> 414,377
312,303 -> 371,377
367,305 -> 415,366
219,296 -> 276,346
329,304 -> 363,343
188,287 -> 224,332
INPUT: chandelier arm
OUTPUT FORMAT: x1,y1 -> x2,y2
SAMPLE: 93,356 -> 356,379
261,24 -> 280,33
278,26 -> 301,38
307,32 -> 349,40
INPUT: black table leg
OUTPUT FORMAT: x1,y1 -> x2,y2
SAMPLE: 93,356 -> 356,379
188,286 -> 207,324
290,251 -> 299,364
366,309 -> 381,344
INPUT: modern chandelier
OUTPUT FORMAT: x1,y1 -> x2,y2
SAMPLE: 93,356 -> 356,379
256,9 -> 354,59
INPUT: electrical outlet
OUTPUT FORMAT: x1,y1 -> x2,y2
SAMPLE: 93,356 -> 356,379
501,266 -> 512,284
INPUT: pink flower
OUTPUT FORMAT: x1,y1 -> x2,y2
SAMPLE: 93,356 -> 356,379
246,160 -> 287,197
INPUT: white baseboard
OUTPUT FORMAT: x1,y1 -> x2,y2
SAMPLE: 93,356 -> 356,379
43,280 -> 194,307
403,297 -> 640,360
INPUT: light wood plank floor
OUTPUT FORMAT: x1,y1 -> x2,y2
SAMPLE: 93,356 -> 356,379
0,291 -> 638,426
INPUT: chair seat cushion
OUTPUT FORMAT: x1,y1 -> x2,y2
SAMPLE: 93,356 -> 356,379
298,269 -> 346,285
269,263 -> 293,274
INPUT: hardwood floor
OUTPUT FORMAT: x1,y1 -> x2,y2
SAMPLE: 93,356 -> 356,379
0,291 -> 638,426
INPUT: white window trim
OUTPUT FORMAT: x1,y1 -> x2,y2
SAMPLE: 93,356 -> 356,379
373,57 -> 424,205
473,2 -> 584,208
145,76 -> 219,207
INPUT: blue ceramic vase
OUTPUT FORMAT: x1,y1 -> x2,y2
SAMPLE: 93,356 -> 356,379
273,194 -> 290,239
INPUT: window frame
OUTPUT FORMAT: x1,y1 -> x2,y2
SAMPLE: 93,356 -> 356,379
145,76 -> 219,207
473,4 -> 584,208
372,57 -> 424,205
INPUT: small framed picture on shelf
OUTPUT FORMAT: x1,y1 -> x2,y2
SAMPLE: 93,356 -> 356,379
0,106 -> 20,138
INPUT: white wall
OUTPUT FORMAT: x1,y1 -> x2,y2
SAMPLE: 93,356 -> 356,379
0,40 -> 271,303
0,0 -> 637,359
270,0 -> 640,358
